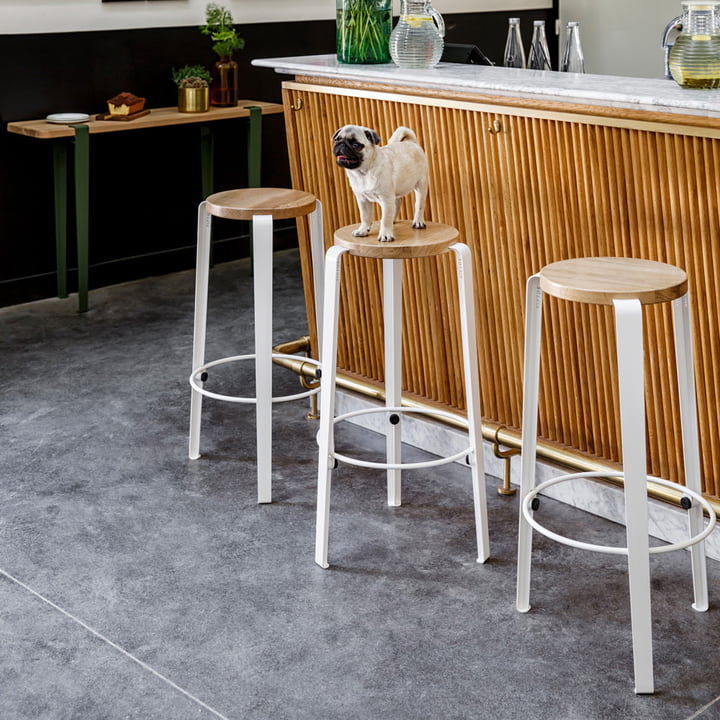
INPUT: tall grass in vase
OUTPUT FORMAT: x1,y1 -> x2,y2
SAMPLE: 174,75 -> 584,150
336,0 -> 392,64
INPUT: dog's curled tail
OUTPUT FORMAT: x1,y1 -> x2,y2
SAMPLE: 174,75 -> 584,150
388,126 -> 418,144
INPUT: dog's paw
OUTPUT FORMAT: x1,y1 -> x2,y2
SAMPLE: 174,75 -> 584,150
378,233 -> 395,242
352,225 -> 370,237
412,220 -> 426,229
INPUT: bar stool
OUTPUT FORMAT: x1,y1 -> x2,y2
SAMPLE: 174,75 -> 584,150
315,220 -> 490,569
188,188 -> 325,503
516,257 -> 716,694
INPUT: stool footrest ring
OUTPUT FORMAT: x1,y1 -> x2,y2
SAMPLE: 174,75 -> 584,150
521,471 -> 717,555
323,406 -> 474,471
189,353 -> 320,404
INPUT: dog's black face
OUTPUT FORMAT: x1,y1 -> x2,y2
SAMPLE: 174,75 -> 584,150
332,126 -> 380,170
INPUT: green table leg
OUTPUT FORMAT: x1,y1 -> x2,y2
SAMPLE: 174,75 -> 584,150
200,124 -> 214,200
200,125 -> 215,266
247,106 -> 261,188
246,106 -> 263,277
73,123 -> 90,313
52,140 -> 68,298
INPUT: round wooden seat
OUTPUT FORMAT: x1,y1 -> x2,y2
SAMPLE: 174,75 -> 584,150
540,257 -> 688,306
189,187 -> 323,505
517,254 -> 709,695
334,221 -> 459,259
205,187 -> 317,221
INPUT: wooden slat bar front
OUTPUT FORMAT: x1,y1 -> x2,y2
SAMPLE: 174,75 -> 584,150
281,77 -> 720,503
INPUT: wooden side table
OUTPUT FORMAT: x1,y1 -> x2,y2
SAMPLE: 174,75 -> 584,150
8,101 -> 283,311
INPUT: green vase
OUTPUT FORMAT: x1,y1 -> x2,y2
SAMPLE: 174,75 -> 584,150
336,0 -> 392,64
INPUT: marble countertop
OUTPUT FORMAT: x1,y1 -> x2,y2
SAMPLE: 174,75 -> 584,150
253,54 -> 720,119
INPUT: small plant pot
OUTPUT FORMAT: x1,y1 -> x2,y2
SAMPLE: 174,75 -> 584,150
178,87 -> 210,113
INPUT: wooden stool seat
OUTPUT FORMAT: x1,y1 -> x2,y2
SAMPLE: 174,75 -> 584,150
334,221 -> 458,258
315,224 -> 490,569
205,188 -> 317,221
540,257 -> 688,306
517,256 -> 713,695
189,188 -> 324,504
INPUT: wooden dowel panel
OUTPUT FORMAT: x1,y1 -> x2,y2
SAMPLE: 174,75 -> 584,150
284,82 -> 720,501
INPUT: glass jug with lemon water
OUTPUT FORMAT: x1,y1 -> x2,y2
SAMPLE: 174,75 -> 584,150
390,0 -> 445,68
668,1 -> 720,88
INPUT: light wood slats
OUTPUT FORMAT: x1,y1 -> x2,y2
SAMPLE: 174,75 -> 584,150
283,82 -> 720,502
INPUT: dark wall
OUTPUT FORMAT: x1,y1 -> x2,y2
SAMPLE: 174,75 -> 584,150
0,8 -> 556,307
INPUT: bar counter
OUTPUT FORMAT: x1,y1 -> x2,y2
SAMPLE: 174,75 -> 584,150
254,54 -> 720,505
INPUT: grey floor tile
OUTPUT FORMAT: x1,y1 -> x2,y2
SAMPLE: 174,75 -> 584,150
1,249 -> 719,720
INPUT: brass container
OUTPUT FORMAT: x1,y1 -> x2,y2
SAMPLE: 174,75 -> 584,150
178,87 -> 209,113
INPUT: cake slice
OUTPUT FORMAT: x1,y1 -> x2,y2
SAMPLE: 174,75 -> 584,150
107,92 -> 146,116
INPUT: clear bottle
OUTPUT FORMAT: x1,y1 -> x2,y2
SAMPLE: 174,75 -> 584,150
390,0 -> 445,69
561,21 -> 585,73
527,20 -> 552,71
503,17 -> 526,68
668,1 -> 720,88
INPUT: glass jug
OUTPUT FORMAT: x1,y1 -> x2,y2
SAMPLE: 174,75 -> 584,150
390,0 -> 445,69
668,1 -> 720,88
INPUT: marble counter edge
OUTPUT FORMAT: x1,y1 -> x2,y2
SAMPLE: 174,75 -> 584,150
253,54 -> 720,120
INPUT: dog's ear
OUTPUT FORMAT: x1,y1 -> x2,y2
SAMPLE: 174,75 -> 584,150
365,129 -> 381,145
331,128 -> 342,141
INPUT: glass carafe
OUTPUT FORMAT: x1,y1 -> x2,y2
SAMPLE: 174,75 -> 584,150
527,20 -> 552,71
503,17 -> 526,68
390,0 -> 445,69
561,21 -> 585,73
668,1 -> 720,88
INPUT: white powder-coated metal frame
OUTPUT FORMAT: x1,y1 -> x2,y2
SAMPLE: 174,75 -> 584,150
188,199 -> 324,504
315,242 -> 490,569
516,272 -> 714,695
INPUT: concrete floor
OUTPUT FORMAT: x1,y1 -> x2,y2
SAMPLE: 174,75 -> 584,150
1,248 -> 720,720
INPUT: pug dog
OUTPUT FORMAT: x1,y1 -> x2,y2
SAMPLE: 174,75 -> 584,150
332,124 -> 428,242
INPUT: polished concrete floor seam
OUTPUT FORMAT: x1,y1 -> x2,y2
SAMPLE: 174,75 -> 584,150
0,566 -> 230,720
2,248 -> 720,719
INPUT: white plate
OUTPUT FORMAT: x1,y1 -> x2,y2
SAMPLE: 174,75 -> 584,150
46,113 -> 90,125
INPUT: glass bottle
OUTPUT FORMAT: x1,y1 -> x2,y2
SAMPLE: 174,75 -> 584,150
503,17 -> 526,68
527,20 -> 552,71
336,0 -> 392,64
668,1 -> 720,88
561,21 -> 585,73
390,0 -> 445,69
210,56 -> 238,107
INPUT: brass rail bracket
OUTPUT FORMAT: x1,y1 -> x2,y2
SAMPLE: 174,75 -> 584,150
492,425 -> 519,496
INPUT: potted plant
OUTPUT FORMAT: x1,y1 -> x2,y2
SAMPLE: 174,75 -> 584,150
200,3 -> 245,106
172,65 -> 212,113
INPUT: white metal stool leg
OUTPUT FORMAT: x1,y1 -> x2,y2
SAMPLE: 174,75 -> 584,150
315,245 -> 347,568
516,273 -> 543,612
452,243 -> 489,563
189,201 -> 211,460
253,214 -> 274,504
308,200 -> 325,350
614,298 -> 653,695
384,258 -> 403,507
672,293 -> 710,612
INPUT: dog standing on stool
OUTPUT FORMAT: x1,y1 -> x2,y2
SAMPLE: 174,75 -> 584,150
332,124 -> 428,242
